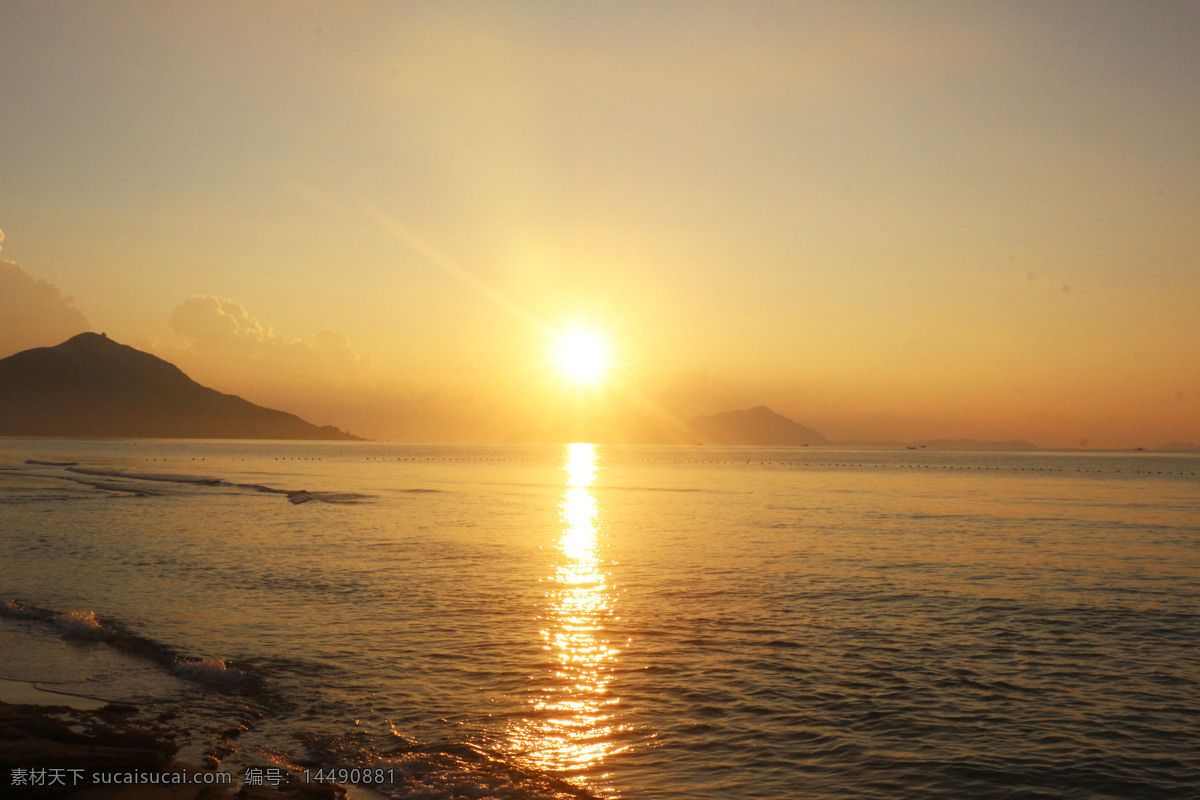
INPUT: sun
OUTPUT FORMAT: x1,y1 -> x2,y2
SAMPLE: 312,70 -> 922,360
554,327 -> 611,386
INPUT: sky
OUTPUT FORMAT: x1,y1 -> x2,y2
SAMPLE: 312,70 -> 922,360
1,1 -> 1197,448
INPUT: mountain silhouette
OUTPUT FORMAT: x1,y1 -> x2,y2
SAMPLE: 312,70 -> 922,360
0,333 -> 362,440
690,405 -> 827,446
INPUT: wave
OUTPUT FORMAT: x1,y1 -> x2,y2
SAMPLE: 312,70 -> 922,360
63,466 -> 372,504
297,734 -> 602,800
68,467 -> 224,486
170,656 -> 249,688
1,599 -> 599,799
58,474 -> 165,497
0,599 -> 249,690
369,749 -> 600,800
53,609 -> 110,639
242,486 -> 372,505
0,600 -> 110,640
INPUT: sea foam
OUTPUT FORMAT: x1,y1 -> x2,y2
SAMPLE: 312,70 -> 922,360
171,656 -> 248,688
2,598 -> 249,691
53,609 -> 111,640
1,601 -> 114,640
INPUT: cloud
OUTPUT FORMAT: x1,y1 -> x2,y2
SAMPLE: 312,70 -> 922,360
169,295 -> 268,350
167,294 -> 367,382
162,294 -> 376,433
0,230 -> 91,357
164,295 -> 528,440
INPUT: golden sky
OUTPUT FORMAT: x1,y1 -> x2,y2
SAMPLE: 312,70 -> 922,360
1,2 -> 1197,448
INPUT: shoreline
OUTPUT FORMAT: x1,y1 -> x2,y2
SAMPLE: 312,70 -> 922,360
0,700 -> 342,800
0,678 -> 109,711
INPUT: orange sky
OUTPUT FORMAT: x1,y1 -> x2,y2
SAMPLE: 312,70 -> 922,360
1,2 -> 1197,448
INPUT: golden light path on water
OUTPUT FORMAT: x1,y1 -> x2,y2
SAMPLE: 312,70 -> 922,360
509,443 -> 628,790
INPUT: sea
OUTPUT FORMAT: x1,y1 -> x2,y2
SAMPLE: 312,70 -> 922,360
1,439 -> 1197,799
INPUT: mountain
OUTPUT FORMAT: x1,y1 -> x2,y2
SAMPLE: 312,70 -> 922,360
690,406 -> 828,446
0,333 -> 363,440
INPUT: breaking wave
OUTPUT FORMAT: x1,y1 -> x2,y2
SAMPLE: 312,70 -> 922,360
0,599 -> 248,690
62,466 -> 373,504
53,609 -> 110,640
1,601 -> 109,640
297,736 -> 601,800
170,656 -> 248,688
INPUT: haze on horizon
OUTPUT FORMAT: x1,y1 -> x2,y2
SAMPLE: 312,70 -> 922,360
1,2 -> 1197,449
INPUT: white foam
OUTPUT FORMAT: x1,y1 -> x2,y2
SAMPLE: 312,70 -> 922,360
171,656 -> 247,688
53,610 -> 110,640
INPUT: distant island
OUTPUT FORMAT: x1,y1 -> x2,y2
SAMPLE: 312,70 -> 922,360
0,332 -> 363,440
511,402 -> 1043,448
687,406 -> 1037,450
838,438 -> 1040,451
691,405 -> 829,446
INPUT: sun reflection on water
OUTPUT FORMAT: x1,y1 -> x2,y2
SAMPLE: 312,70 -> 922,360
509,442 -> 627,788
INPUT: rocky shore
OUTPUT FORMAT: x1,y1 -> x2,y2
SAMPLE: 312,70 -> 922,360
0,701 -> 341,800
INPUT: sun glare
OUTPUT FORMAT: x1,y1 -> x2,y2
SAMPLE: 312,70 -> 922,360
554,327 -> 610,386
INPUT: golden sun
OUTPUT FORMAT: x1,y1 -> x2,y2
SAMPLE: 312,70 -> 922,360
554,327 -> 611,386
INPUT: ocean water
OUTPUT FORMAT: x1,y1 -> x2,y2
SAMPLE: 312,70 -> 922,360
1,439 -> 1198,799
